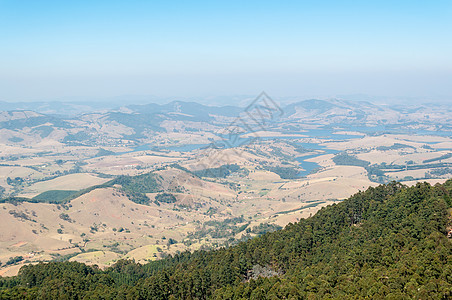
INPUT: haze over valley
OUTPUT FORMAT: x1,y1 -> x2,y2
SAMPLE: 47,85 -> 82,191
0,96 -> 451,277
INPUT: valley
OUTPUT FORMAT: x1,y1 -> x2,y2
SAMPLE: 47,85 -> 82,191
0,98 -> 451,276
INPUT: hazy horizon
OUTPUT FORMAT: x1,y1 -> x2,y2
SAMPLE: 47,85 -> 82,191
1,93 -> 451,108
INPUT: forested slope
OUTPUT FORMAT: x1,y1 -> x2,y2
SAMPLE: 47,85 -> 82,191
1,180 -> 451,299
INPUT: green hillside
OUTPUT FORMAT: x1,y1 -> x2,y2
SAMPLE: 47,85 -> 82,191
32,190 -> 79,203
1,180 -> 451,299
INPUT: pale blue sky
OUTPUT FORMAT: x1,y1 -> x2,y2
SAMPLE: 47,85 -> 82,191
0,0 -> 451,102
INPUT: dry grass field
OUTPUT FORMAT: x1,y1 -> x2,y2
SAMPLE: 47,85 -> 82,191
1,130 -> 451,276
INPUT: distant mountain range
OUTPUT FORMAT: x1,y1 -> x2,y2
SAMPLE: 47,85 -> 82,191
0,99 -> 451,147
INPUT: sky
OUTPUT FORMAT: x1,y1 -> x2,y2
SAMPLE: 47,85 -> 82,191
0,0 -> 451,102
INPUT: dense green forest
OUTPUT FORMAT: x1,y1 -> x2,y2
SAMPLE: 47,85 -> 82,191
193,164 -> 242,178
155,192 -> 177,204
1,180 -> 451,299
32,190 -> 78,203
332,152 -> 370,168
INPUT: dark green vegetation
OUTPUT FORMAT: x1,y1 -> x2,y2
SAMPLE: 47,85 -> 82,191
0,197 -> 36,205
0,115 -> 70,131
186,216 -> 281,245
94,148 -> 116,157
245,223 -> 282,236
1,180 -> 452,299
62,131 -> 92,144
111,173 -> 161,205
111,173 -> 160,195
193,164 -> 241,178
154,192 -> 177,204
423,153 -> 452,164
32,190 -> 79,203
376,143 -> 415,151
431,168 -> 452,176
6,177 -> 24,186
0,256 -> 23,268
32,125 -> 54,138
8,137 -> 24,143
106,112 -> 164,139
263,166 -> 299,179
332,152 -> 370,168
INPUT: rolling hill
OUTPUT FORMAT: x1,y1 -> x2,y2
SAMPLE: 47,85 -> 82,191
1,180 -> 451,299
1,99 -> 451,148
